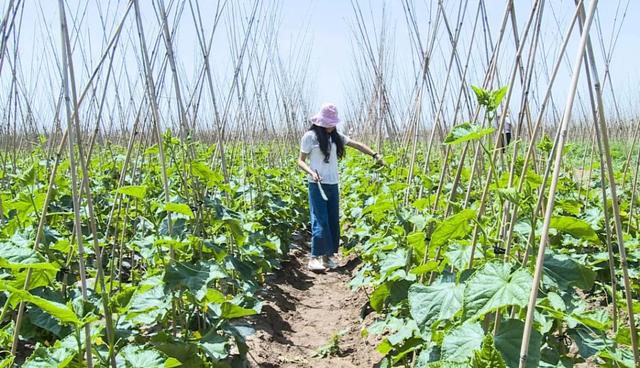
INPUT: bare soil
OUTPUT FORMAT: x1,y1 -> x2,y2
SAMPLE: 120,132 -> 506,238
245,245 -> 382,368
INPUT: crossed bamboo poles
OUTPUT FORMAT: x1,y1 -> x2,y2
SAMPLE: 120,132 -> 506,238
347,1 -> 637,366
0,0 -> 638,367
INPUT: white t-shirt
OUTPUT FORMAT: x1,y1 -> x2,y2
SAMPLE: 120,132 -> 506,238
496,117 -> 512,133
300,130 -> 350,184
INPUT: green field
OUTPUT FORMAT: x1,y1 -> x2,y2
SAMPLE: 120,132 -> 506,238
1,1 -> 639,367
0,117 -> 638,367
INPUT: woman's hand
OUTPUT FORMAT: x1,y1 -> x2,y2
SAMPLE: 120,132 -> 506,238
311,171 -> 322,182
347,140 -> 385,166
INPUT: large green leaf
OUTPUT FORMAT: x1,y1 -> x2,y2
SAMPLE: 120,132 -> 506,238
216,302 -> 257,320
6,192 -> 46,223
222,218 -> 244,242
430,209 -> 476,248
494,319 -> 541,368
444,123 -> 496,145
471,85 -> 489,106
116,185 -> 148,199
369,280 -> 411,313
10,268 -> 57,291
569,309 -> 611,331
191,161 -> 222,187
490,86 -> 508,110
543,252 -> 596,290
568,326 -> 610,359
17,165 -> 36,185
124,276 -> 170,325
408,281 -> 463,327
407,231 -> 426,259
199,332 -> 229,360
409,261 -> 441,276
0,259 -> 58,271
22,343 -> 76,368
549,216 -> 598,242
471,335 -> 507,368
162,203 -> 194,218
379,249 -> 408,277
117,344 -> 181,367
537,134 -> 553,153
22,327 -> 100,367
446,242 -> 475,271
471,85 -> 508,111
441,321 -> 484,362
0,240 -> 42,266
597,347 -> 635,368
0,282 -> 81,326
363,198 -> 395,221
524,170 -> 543,189
464,262 -> 532,320
152,336 -> 204,368
204,289 -> 227,304
26,289 -> 73,338
163,261 -> 227,301
370,282 -> 392,313
388,336 -> 423,364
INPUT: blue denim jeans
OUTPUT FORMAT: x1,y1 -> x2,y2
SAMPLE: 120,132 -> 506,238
308,182 -> 340,256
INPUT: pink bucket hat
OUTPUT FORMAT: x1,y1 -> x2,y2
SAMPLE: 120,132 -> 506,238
310,103 -> 341,128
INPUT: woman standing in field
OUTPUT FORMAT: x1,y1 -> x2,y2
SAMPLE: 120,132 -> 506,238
297,103 -> 384,272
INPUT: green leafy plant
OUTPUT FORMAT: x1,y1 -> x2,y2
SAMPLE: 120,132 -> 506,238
313,330 -> 347,358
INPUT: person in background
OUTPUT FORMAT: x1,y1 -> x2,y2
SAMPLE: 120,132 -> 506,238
297,103 -> 384,272
498,112 -> 512,153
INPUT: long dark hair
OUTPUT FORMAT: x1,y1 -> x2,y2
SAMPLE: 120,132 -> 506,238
309,124 -> 345,163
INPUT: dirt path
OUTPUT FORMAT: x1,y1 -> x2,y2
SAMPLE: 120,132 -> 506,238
245,244 -> 381,368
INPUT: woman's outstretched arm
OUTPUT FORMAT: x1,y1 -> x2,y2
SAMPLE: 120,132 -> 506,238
346,140 -> 384,165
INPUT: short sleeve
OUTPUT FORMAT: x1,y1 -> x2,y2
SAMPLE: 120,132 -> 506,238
338,131 -> 351,145
300,131 -> 314,153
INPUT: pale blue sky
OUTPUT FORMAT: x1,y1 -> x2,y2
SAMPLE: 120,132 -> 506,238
2,0 -> 639,129
295,0 -> 640,116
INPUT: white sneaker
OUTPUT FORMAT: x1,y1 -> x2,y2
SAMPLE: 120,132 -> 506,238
323,255 -> 339,270
308,257 -> 327,272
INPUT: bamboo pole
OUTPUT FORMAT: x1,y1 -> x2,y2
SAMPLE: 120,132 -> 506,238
58,3 -> 117,364
578,0 -> 639,360
157,0 -> 191,143
519,1 -> 598,366
57,1 -> 93,365
459,0 -> 515,210
503,1 -> 581,259
188,0 -> 229,182
467,0 -> 541,269
400,0 -> 452,203
10,128 -> 68,355
132,0 -> 174,259
580,38 -> 619,336
0,0 -> 18,78
627,141 -> 640,232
